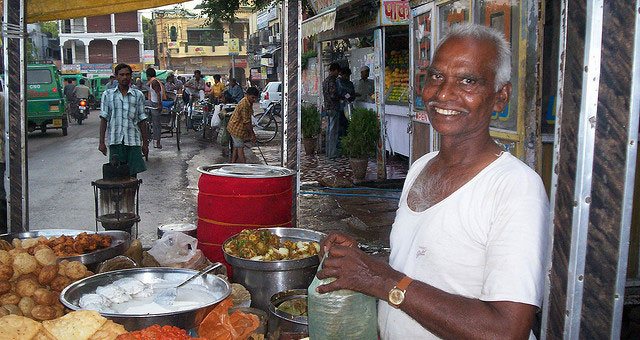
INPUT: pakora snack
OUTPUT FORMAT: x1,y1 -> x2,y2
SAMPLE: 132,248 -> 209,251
224,229 -> 320,261
11,232 -> 113,258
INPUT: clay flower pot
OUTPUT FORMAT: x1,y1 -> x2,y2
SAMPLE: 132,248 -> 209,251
349,157 -> 368,180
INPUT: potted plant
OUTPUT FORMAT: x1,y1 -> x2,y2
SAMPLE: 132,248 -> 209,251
340,107 -> 379,180
301,104 -> 321,155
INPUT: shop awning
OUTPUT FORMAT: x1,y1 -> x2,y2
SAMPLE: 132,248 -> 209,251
0,0 -> 186,23
301,9 -> 336,39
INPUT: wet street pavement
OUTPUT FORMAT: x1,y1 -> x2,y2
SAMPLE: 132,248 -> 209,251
26,105 -> 408,250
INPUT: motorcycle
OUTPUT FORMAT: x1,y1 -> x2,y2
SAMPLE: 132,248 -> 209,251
72,98 -> 88,125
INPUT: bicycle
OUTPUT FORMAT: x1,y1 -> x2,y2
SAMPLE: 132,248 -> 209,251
252,100 -> 280,144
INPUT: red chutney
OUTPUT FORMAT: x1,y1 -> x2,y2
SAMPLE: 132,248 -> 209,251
115,325 -> 205,340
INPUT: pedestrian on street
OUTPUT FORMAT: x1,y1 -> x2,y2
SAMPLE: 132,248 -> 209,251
318,23 -> 548,340
337,66 -> 355,138
98,63 -> 149,176
105,75 -> 118,90
322,62 -> 341,159
354,65 -> 375,102
145,67 -> 166,149
210,74 -> 226,103
226,87 -> 259,163
226,78 -> 244,103
185,70 -> 206,102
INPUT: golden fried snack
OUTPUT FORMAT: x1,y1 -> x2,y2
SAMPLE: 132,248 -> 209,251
38,265 -> 58,286
15,277 -> 39,297
0,264 -> 13,281
33,330 -> 57,340
31,305 -> 57,321
13,253 -> 38,275
42,310 -> 107,340
88,320 -> 127,340
32,288 -> 56,306
57,260 -> 69,277
0,292 -> 20,305
0,306 -> 8,317
22,239 -> 39,249
0,240 -> 11,251
0,250 -> 11,265
52,308 -> 64,319
2,304 -> 21,316
65,262 -> 87,280
0,280 -> 10,295
11,238 -> 21,249
49,276 -> 70,292
0,314 -> 42,340
34,249 -> 57,267
18,296 -> 36,317
84,270 -> 94,278
8,248 -> 27,258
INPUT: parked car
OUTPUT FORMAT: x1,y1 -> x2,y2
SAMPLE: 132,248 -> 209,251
26,64 -> 68,136
259,81 -> 282,110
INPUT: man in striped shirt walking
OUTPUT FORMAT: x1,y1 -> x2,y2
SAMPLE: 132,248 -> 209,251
98,63 -> 149,176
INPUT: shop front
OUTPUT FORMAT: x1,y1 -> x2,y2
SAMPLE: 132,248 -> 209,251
304,0 -> 412,179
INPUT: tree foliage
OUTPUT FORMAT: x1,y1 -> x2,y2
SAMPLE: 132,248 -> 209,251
39,21 -> 58,39
198,0 -> 314,29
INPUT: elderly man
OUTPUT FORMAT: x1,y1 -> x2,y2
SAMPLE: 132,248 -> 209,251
318,23 -> 548,340
354,65 -> 375,102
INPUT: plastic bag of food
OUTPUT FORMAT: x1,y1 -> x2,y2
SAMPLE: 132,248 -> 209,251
307,256 -> 377,340
198,298 -> 260,340
147,232 -> 201,267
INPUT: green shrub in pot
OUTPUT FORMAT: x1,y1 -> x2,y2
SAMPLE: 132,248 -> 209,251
301,104 -> 321,155
301,104 -> 321,138
340,107 -> 379,179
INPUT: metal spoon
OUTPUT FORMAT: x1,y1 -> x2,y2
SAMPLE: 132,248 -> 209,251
154,262 -> 223,306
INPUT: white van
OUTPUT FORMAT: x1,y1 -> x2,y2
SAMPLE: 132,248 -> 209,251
259,81 -> 282,110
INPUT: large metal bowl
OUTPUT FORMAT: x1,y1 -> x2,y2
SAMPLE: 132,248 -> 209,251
60,267 -> 231,331
0,229 -> 131,266
223,227 -> 325,312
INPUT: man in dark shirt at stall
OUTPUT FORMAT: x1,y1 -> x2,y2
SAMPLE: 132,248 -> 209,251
323,62 -> 341,159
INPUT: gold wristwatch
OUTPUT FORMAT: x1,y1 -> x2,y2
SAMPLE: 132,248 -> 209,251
388,276 -> 413,308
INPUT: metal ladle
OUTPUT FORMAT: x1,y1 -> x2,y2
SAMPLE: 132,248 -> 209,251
154,262 -> 224,306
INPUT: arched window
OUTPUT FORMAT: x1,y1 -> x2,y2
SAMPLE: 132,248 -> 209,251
170,26 -> 178,42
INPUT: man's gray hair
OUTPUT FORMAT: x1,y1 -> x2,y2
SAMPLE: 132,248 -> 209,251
436,23 -> 511,91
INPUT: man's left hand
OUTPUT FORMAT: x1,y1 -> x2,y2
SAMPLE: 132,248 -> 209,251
251,134 -> 257,143
316,245 -> 401,299
142,143 -> 149,159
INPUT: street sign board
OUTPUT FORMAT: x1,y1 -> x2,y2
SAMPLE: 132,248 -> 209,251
229,38 -> 240,56
143,50 -> 155,63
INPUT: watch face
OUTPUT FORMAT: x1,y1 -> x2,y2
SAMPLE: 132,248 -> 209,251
389,288 -> 405,306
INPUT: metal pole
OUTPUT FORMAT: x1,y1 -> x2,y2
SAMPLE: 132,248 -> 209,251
232,55 -> 236,79
542,0 -> 638,338
3,0 -> 28,232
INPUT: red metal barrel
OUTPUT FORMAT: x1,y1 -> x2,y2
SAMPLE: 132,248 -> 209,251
196,164 -> 296,272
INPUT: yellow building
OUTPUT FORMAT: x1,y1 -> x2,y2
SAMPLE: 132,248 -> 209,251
153,8 -> 251,83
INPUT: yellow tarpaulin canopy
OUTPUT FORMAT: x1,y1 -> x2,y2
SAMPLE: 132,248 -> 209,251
4,0 -> 187,23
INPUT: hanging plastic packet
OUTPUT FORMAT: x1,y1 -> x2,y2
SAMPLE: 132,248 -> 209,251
307,255 -> 378,340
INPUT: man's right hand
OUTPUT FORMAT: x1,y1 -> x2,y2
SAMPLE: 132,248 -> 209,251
98,142 -> 107,156
320,232 -> 358,257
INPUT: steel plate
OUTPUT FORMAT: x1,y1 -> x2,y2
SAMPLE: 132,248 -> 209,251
0,229 -> 131,265
60,267 -> 231,331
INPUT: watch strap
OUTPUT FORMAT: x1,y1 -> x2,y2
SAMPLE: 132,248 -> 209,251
396,276 -> 413,291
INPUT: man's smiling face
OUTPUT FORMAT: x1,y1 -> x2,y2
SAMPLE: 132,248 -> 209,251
421,37 -> 510,139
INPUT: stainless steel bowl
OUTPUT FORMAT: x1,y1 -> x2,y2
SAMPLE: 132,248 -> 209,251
60,267 -> 231,331
0,229 -> 131,266
223,227 -> 325,312
268,289 -> 308,340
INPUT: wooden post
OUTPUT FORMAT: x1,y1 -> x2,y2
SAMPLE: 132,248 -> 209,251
3,0 -> 28,232
541,0 -> 639,338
